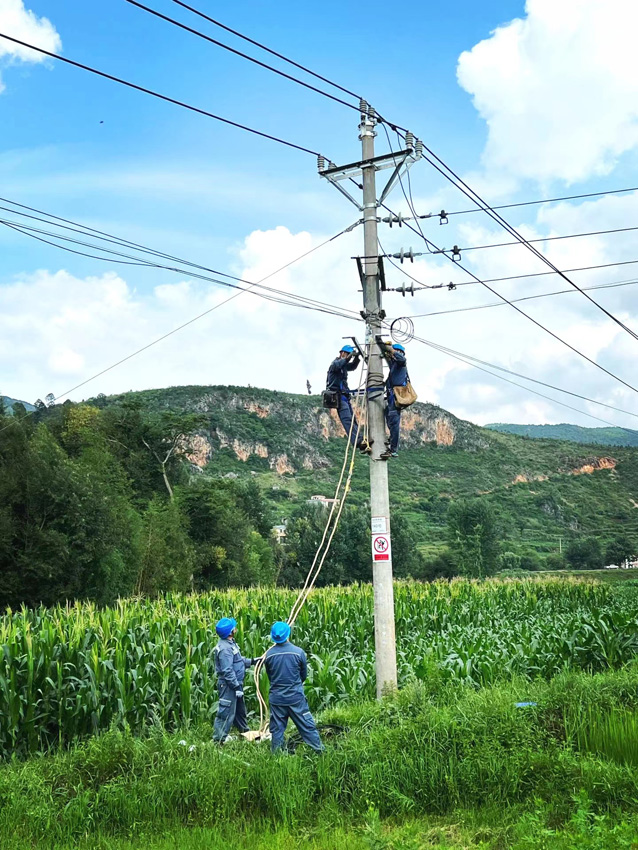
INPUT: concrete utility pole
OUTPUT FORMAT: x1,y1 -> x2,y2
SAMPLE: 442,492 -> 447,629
319,101 -> 421,698
359,107 -> 397,696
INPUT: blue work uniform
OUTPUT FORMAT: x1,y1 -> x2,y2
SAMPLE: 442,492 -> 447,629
385,349 -> 407,453
264,641 -> 323,753
212,637 -> 253,742
326,355 -> 362,447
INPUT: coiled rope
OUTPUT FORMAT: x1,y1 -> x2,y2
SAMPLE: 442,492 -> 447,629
253,355 -> 369,736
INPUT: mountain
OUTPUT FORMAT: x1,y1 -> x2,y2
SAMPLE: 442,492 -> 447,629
1,396 -> 35,414
92,385 -> 638,558
487,423 -> 638,448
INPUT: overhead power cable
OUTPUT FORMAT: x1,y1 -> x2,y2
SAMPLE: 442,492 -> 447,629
441,185 -> 638,218
380,138 -> 638,396
409,278 -> 638,320
437,258 -> 638,290
407,333 -> 637,432
396,329 -> 638,422
167,0 -> 361,100
456,223 -> 638,255
384,202 -> 638,394
0,225 -> 359,436
403,133 -> 638,343
1,216 -> 360,321
0,32 -> 321,156
0,196 -> 362,319
123,0 -> 360,113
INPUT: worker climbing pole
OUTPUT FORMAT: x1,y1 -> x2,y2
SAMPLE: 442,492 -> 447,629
319,102 -> 422,697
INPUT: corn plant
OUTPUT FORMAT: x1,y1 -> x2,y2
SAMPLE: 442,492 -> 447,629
1,577 -> 637,756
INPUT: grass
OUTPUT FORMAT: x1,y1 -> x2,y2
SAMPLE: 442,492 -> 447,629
3,665 -> 638,848
33,807 -> 638,850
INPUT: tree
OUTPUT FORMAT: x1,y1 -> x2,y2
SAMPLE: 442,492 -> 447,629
604,535 -> 635,566
447,499 -> 499,578
136,497 -> 194,595
565,537 -> 603,570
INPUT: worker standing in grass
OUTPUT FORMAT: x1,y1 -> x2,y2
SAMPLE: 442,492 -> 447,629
378,340 -> 408,460
212,617 -> 259,744
325,344 -> 372,455
264,621 -> 324,754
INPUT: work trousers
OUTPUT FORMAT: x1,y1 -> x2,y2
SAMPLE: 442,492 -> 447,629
269,695 -> 324,753
212,682 -> 250,742
337,393 -> 362,448
385,390 -> 401,453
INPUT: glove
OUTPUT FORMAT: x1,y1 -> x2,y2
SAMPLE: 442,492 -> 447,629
252,657 -> 262,665
236,690 -> 244,699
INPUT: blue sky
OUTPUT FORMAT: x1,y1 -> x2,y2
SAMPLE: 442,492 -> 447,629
3,0 -> 638,430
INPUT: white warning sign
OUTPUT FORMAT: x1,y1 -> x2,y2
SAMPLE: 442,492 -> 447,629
372,533 -> 392,562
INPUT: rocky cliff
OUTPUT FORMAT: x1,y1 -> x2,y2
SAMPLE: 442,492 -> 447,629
112,384 -> 488,475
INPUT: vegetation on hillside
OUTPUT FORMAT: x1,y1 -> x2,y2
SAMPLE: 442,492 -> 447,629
487,421 -> 638,447
3,385 -> 638,609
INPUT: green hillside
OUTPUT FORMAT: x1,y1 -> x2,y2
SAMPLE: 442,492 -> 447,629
487,421 -> 638,447
94,385 -> 638,558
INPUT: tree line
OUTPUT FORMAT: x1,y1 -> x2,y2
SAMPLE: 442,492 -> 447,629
1,395 -> 631,610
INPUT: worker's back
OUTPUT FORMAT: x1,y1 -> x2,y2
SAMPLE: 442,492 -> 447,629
264,640 -> 307,704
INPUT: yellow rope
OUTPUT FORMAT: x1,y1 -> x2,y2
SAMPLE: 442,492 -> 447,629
253,355 -> 369,736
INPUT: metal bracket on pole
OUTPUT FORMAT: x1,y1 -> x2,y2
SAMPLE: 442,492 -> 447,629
319,147 -> 422,210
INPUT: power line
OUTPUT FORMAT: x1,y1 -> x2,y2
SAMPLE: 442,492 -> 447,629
387,323 -> 638,422
123,0 -> 361,113
407,137 -> 638,344
408,332 -> 637,431
1,216 -> 360,321
168,0 -> 361,100
456,223 -> 638,255
437,257 -> 638,290
0,32 -> 322,157
379,142 -> 638,397
0,225 -> 359,435
0,196 -> 362,319
408,278 -> 638,319
442,185 -> 638,218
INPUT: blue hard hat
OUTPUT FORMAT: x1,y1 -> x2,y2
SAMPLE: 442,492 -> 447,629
271,621 -> 291,644
216,617 -> 237,639
392,343 -> 405,351
340,344 -> 354,353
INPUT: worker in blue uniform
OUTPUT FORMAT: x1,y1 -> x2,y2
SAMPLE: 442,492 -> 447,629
212,617 -> 259,743
325,344 -> 372,454
379,341 -> 408,459
264,621 -> 324,754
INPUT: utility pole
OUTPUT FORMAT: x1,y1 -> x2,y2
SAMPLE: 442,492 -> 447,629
319,101 -> 421,698
360,106 -> 396,696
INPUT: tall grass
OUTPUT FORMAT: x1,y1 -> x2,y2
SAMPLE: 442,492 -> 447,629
3,668 -> 638,849
1,578 -> 638,756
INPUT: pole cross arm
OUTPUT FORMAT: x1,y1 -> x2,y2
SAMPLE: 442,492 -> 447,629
319,148 -> 422,210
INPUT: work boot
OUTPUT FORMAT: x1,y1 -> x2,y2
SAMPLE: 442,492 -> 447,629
379,449 -> 393,460
357,439 -> 373,455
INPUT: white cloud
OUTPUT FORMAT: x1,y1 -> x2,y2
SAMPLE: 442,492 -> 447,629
457,0 -> 638,185
0,0 -> 61,92
0,227 -> 362,404
4,208 -> 638,431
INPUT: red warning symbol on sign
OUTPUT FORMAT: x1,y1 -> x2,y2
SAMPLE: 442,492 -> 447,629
372,533 -> 391,561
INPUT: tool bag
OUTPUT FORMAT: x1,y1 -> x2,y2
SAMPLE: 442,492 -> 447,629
393,378 -> 418,410
322,390 -> 339,409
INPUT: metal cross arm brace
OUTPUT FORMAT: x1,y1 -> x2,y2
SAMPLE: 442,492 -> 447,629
318,145 -> 422,210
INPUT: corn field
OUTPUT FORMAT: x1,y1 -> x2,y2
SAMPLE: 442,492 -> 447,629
1,577 -> 638,756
